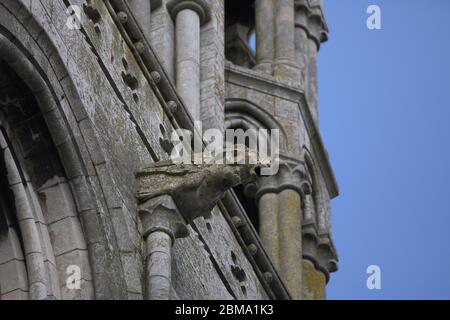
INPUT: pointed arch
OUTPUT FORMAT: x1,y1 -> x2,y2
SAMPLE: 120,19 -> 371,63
0,1 -> 128,299
225,98 -> 288,151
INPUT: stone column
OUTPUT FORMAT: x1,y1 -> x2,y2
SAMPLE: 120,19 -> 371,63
167,0 -> 211,121
129,0 -> 152,41
302,193 -> 328,300
301,163 -> 338,299
145,231 -> 172,300
258,192 -> 280,268
255,160 -> 312,299
306,19 -> 320,124
294,6 -> 309,92
273,0 -> 298,81
254,0 -> 275,74
278,189 -> 303,299
294,1 -> 329,125
139,194 -> 188,300
176,9 -> 200,120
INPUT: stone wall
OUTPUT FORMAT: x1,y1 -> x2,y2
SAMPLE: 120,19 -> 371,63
0,0 -> 338,301
0,0 -> 269,300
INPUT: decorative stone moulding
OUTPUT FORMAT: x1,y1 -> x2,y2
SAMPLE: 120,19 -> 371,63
302,229 -> 338,281
84,1 -> 103,33
294,0 -> 329,47
150,71 -> 162,83
139,194 -> 189,242
117,11 -> 128,24
254,159 -> 312,202
166,0 -> 212,25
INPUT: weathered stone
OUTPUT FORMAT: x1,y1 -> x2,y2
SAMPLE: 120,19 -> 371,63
0,259 -> 29,294
0,0 -> 337,301
302,259 -> 326,299
137,161 -> 259,220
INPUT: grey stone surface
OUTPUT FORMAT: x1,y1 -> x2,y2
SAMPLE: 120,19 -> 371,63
193,207 -> 269,299
0,259 -> 29,295
0,0 -> 337,300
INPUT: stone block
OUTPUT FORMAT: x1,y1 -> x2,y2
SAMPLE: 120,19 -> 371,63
0,259 -> 28,294
48,217 -> 87,257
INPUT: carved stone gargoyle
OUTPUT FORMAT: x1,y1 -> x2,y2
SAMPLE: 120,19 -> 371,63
136,160 -> 260,220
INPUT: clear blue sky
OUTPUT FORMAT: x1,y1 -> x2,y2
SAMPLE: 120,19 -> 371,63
320,0 -> 450,299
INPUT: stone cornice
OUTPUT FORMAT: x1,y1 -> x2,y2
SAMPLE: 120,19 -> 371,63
294,0 -> 329,48
166,0 -> 212,25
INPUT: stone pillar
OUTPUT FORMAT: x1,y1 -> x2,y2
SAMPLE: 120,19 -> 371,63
255,160 -> 312,299
301,162 -> 338,299
139,194 -> 188,300
294,1 -> 329,125
294,9 -> 309,92
273,0 -> 298,81
258,193 -> 280,268
129,0 -> 152,41
278,189 -> 303,299
167,0 -> 211,121
306,19 -> 319,124
254,0 -> 275,74
176,9 -> 200,120
145,231 -> 172,300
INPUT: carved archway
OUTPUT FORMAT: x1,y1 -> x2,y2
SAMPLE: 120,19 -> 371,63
0,1 -> 128,299
0,61 -> 94,300
225,98 -> 287,151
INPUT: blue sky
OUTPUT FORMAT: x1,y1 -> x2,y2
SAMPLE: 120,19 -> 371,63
319,0 -> 450,299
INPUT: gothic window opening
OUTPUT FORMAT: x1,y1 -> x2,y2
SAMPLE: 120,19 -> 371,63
0,135 -> 17,239
0,61 -> 92,299
225,0 -> 256,68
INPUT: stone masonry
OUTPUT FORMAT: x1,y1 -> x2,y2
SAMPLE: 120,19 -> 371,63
0,0 -> 338,300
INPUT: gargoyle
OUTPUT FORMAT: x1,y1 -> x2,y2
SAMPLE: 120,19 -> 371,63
136,160 -> 260,220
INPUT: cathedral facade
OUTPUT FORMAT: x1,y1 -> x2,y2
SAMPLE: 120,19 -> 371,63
0,0 -> 338,300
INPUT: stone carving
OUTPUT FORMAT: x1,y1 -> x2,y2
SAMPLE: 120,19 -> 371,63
166,0 -> 212,25
255,160 -> 312,202
136,161 -> 260,220
294,0 -> 329,45
0,0 -> 338,300
84,1 -> 102,33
